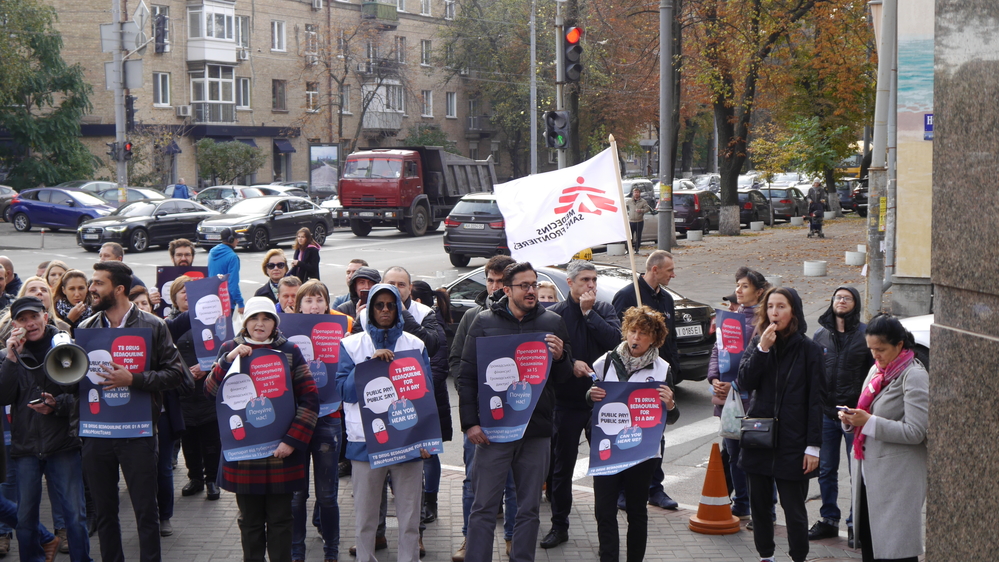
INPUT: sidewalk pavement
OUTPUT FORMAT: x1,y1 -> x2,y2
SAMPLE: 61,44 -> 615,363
15,459 -> 861,561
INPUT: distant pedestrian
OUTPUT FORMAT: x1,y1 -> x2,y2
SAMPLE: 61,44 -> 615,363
207,229 -> 245,315
332,259 -> 368,309
289,228 -> 321,283
172,179 -> 190,200
625,188 -> 653,251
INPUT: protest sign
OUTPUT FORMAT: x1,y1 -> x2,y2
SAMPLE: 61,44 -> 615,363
475,333 -> 552,443
154,266 -> 208,317
588,380 -> 666,476
216,348 -> 296,462
279,313 -> 348,416
187,275 -> 234,370
75,328 -> 154,438
354,350 -> 442,468
715,308 -> 750,400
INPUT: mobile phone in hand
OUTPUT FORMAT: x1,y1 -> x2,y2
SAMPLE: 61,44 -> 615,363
28,398 -> 44,405
836,405 -> 850,413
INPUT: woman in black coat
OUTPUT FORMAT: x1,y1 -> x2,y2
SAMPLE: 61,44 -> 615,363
737,287 -> 824,562
288,227 -> 320,282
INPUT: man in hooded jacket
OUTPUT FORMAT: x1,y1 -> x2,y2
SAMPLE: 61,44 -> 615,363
807,285 -> 872,544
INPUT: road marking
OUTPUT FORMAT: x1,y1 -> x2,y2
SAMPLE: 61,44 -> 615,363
662,416 -> 719,448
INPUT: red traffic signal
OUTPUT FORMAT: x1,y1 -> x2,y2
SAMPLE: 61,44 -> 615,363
123,141 -> 134,161
565,26 -> 583,45
564,27 -> 584,83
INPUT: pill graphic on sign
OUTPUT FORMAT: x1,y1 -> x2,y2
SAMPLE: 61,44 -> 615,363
202,328 -> 215,351
490,395 -> 504,420
230,415 -> 245,440
372,418 -> 389,444
88,389 -> 100,414
599,438 -> 611,461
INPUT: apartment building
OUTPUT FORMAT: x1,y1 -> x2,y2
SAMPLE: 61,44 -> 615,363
47,0 -> 505,187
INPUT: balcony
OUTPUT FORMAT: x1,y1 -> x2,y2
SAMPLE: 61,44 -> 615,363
356,58 -> 399,78
193,102 -> 237,123
361,1 -> 398,28
362,111 -> 403,133
465,114 -> 496,139
187,38 -> 237,64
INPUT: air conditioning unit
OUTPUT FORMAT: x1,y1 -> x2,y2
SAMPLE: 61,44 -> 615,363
312,0 -> 323,9
238,49 -> 249,61
175,105 -> 192,117
357,62 -> 370,73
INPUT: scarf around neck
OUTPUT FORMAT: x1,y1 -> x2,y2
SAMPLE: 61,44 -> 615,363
853,348 -> 915,460
613,341 -> 660,379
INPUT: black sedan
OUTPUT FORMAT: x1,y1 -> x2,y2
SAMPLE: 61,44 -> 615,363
196,196 -> 333,251
78,198 -> 219,252
444,263 -> 716,382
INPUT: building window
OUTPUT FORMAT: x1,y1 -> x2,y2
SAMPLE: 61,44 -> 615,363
420,40 -> 431,66
337,31 -> 347,58
396,36 -> 406,64
152,5 -> 170,46
235,15 -> 250,48
306,82 -> 320,112
188,6 -> 234,40
236,77 -> 251,109
421,90 -> 432,117
305,24 -> 318,65
153,73 -> 170,106
397,0 -> 406,12
468,141 -> 478,160
191,65 -> 234,102
367,41 -> 379,61
271,21 -> 286,51
421,0 -> 431,16
272,79 -> 287,110
445,91 -> 456,118
491,141 -> 500,164
385,84 -> 404,112
444,0 -> 455,20
340,84 -> 351,113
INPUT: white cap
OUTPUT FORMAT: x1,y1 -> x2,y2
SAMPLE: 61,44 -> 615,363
243,296 -> 281,326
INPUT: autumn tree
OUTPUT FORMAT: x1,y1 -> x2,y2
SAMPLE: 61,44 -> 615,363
195,139 -> 267,185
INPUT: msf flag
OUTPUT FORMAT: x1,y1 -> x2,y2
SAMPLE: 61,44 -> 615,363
494,147 -> 628,265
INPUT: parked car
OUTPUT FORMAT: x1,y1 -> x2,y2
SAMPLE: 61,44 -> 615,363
691,173 -> 721,192
622,178 -> 657,210
848,178 -> 868,217
672,189 -> 721,234
652,178 -> 696,200
196,196 -> 333,251
442,193 -> 508,267
164,184 -> 199,199
97,187 -> 167,205
319,195 -> 348,227
78,198 -> 219,252
759,186 -> 808,221
765,172 -> 806,187
52,180 -> 117,198
9,188 -> 116,232
0,185 -> 16,222
899,313 -> 931,370
737,173 -> 765,190
272,181 -> 310,189
444,263 -> 716,382
737,189 -> 773,226
254,185 -> 311,199
194,185 -> 265,212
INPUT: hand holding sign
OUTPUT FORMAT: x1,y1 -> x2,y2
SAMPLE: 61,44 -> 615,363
100,363 -> 134,389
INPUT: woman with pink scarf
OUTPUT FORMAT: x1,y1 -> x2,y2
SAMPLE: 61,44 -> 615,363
839,314 -> 928,562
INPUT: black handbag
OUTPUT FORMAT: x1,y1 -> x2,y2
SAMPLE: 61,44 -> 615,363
739,351 -> 796,450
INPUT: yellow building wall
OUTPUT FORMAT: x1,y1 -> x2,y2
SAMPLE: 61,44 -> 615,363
896,141 -> 932,278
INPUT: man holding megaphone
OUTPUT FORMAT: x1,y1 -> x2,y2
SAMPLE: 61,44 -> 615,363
0,296 -> 91,562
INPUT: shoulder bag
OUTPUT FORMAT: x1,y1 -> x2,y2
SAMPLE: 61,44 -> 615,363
739,351 -> 797,449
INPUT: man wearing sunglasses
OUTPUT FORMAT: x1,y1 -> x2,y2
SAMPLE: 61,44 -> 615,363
457,262 -> 573,562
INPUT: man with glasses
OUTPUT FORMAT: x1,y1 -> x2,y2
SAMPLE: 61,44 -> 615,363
168,239 -> 196,268
254,250 -> 289,304
808,286 -> 872,546
458,262 -> 572,562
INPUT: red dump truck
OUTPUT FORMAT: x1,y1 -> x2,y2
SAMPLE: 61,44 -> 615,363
337,146 -> 497,237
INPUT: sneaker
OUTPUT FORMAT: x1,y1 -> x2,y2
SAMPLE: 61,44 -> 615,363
451,539 -> 467,562
56,528 -> 69,554
160,519 -> 173,537
807,520 -> 838,540
0,533 -> 10,556
42,536 -> 60,562
746,519 -> 754,531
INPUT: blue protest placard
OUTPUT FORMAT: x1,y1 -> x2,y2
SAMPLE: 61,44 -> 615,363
216,348 -> 296,462
279,313 -> 349,416
588,381 -> 666,476
75,328 -> 154,438
475,333 -> 552,443
715,308 -> 749,399
154,266 -> 208,318
187,275 -> 234,370
354,350 -> 443,468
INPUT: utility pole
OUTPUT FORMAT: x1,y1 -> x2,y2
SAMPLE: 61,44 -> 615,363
529,0 -> 538,174
656,0 -> 674,251
112,0 -> 128,203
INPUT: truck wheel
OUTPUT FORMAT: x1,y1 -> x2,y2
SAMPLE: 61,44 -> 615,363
405,206 -> 429,237
350,219 -> 372,237
449,254 -> 471,267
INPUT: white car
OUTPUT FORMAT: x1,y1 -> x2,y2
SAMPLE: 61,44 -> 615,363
899,314 -> 932,370
320,196 -> 348,226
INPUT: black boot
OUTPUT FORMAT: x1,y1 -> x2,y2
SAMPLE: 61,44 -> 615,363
422,492 -> 438,524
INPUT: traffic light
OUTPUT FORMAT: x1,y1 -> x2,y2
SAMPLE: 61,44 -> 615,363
123,141 -> 134,161
125,95 -> 136,132
106,142 -> 119,161
544,110 -> 570,149
563,26 -> 583,83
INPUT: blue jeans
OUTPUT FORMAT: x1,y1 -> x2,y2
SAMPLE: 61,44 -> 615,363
13,450 -> 91,562
45,477 -> 68,532
0,446 -> 16,535
0,491 -> 54,548
722,437 -> 751,515
291,416 -> 340,560
818,416 -> 854,526
461,434 -> 517,540
423,455 -> 441,494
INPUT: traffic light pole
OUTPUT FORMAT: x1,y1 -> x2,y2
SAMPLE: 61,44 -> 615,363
529,0 -> 538,175
656,0 -> 674,251
554,1 -> 565,170
112,0 -> 128,204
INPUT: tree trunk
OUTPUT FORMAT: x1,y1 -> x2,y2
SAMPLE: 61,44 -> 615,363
715,102 -> 745,236
680,118 -> 696,177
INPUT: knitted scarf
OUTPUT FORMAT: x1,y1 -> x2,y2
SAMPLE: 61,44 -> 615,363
613,341 -> 660,379
853,348 -> 915,460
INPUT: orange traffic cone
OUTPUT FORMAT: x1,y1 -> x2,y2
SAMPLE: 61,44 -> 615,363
688,442 -> 741,535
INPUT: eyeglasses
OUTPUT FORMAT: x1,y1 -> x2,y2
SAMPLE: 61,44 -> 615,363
372,301 -> 397,311
506,282 -> 539,291
834,296 -> 854,303
266,262 -> 287,270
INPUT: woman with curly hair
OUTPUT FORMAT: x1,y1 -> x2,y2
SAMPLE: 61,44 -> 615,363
586,305 -> 679,562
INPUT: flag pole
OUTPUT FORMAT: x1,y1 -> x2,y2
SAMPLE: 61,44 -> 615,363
609,134 -> 642,307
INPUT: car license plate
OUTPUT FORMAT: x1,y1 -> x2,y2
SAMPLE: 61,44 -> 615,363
359,212 -> 374,217
676,325 -> 702,337
674,217 -> 684,223
82,234 -> 99,240
463,223 -> 485,230
206,234 -> 221,241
